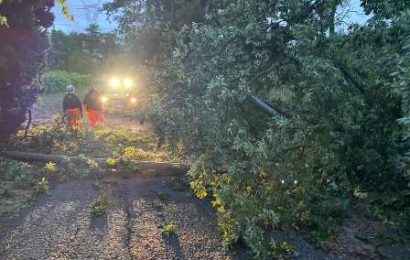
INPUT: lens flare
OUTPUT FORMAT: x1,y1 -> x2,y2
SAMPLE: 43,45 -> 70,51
110,78 -> 120,88
124,79 -> 133,88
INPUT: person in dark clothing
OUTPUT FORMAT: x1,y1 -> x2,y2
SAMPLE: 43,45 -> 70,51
63,84 -> 83,129
83,85 -> 104,128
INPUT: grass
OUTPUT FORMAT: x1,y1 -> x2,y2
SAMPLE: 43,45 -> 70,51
90,192 -> 110,217
161,222 -> 178,237
0,157 -> 47,215
269,241 -> 295,259
35,177 -> 49,195
44,161 -> 57,174
122,146 -> 156,161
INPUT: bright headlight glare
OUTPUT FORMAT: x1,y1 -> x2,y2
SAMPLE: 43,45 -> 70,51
111,78 -> 120,88
130,97 -> 137,103
124,79 -> 133,88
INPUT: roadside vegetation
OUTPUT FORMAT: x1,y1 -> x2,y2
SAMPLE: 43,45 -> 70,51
90,192 -> 110,217
0,159 -> 39,215
13,117 -> 182,164
104,0 -> 410,258
43,70 -> 93,94
161,222 -> 178,237
0,0 -> 55,139
0,119 -> 180,219
1,0 -> 410,259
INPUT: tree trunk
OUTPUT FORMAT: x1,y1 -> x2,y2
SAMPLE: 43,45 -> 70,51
2,151 -> 189,176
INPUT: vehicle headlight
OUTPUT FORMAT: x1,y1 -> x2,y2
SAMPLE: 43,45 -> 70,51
124,78 -> 133,88
110,78 -> 120,88
101,96 -> 109,103
130,97 -> 137,103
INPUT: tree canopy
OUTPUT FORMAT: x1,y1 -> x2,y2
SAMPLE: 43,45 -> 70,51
0,0 -> 56,140
0,0 -> 409,257
49,24 -> 120,74
106,0 -> 410,257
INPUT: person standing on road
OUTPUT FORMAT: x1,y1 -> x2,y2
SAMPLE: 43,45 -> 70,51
83,85 -> 105,128
63,84 -> 83,130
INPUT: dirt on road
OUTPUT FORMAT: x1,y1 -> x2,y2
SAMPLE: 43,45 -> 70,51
0,175 -> 249,259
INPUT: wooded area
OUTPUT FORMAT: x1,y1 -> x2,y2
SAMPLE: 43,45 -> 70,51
0,0 -> 409,258
103,0 -> 410,256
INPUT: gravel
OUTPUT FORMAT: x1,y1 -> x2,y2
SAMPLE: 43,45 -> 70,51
1,175 -> 349,260
0,176 -> 248,259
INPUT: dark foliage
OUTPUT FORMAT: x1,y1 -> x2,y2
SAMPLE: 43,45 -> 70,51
0,0 -> 55,140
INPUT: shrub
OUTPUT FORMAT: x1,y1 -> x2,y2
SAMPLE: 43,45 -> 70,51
44,161 -> 57,174
161,222 -> 178,237
122,146 -> 156,161
0,0 -> 55,140
35,177 -> 49,195
43,70 -> 92,93
0,158 -> 28,183
106,157 -> 119,167
269,241 -> 295,259
90,193 -> 110,217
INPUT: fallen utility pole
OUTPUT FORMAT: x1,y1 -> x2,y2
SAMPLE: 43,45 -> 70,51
250,95 -> 292,118
251,95 -> 279,117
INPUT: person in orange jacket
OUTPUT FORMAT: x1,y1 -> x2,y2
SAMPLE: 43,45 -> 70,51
83,85 -> 105,128
63,85 -> 82,130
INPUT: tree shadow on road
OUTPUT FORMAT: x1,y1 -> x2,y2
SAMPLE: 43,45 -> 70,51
162,234 -> 186,260
89,214 -> 108,237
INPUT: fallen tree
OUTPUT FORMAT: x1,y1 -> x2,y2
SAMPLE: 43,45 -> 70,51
2,151 -> 189,176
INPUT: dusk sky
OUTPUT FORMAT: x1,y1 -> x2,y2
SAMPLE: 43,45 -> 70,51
52,0 -> 369,33
52,0 -> 117,32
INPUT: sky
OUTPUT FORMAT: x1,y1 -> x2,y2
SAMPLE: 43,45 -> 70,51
338,0 -> 369,27
51,0 -> 370,33
52,0 -> 117,32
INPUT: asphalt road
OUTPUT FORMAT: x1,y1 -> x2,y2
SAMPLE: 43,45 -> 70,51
0,176 -> 249,259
